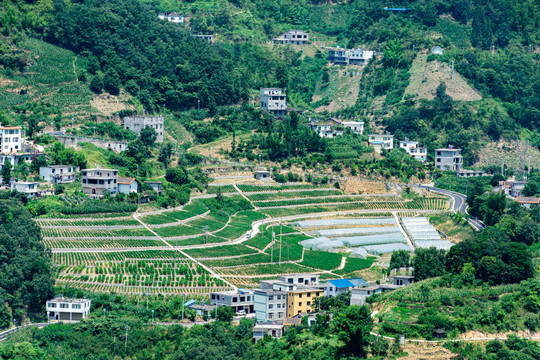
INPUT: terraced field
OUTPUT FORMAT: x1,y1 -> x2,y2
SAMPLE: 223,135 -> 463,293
39,183 -> 451,294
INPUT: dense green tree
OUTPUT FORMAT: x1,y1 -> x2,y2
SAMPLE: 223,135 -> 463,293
158,143 -> 173,169
389,250 -> 410,271
165,166 -> 188,186
1,160 -> 12,185
140,126 -> 157,149
413,248 -> 447,281
333,305 -> 373,358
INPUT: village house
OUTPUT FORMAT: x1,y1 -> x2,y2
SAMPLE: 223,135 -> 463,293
323,277 -> 369,297
339,120 -> 364,134
144,181 -> 163,195
393,275 -> 415,286
273,30 -> 309,45
0,152 -> 44,170
11,181 -> 39,198
260,88 -> 287,117
193,34 -> 213,43
46,297 -> 91,322
399,140 -> 427,162
158,12 -> 184,23
122,116 -> 164,143
327,47 -> 374,66
368,133 -> 394,154
118,177 -> 138,195
434,146 -> 463,172
39,165 -> 78,184
81,168 -> 118,197
0,123 -> 22,154
350,284 -> 401,306
253,324 -> 284,342
255,170 -> 271,181
516,196 -> 540,209
210,288 -> 254,314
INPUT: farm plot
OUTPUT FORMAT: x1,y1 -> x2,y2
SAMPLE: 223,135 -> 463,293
183,244 -> 257,258
254,196 -> 406,208
140,212 -> 192,225
244,231 -> 274,250
216,263 -> 315,276
237,184 -> 332,192
41,228 -> 157,238
201,253 -> 272,268
206,185 -> 237,194
57,260 -> 228,292
246,189 -> 342,201
259,198 -> 449,217
36,212 -> 132,219
334,256 -> 375,275
182,199 -> 210,215
37,218 -> 141,227
300,250 -> 343,270
212,211 -> 267,240
43,238 -> 166,249
52,250 -> 186,266
154,225 -> 204,238
263,234 -> 311,261
188,213 -> 229,232
168,235 -> 229,247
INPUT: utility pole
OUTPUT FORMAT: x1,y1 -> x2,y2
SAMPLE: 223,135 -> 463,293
279,217 -> 283,264
450,60 -> 454,80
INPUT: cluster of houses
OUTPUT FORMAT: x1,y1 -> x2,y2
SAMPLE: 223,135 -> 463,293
184,273 -> 414,341
494,178 -> 540,208
45,273 -> 420,340
327,47 -> 375,66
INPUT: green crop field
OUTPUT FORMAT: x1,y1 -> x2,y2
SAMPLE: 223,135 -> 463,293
206,185 -> 237,194
184,244 -> 257,258
41,228 -> 156,238
201,253 -> 272,267
216,263 -> 315,276
37,218 -> 141,227
43,238 -> 166,249
52,250 -> 186,265
254,196 -> 404,208
334,256 -> 375,275
238,184 -> 332,192
301,250 -> 343,270
154,225 -> 203,238
167,235 -> 229,247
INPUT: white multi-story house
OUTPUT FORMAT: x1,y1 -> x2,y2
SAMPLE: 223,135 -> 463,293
328,47 -> 375,66
368,133 -> 394,154
158,12 -> 184,23
399,140 -> 427,162
260,88 -> 287,117
118,177 -> 138,195
46,297 -> 91,322
340,121 -> 364,134
0,124 -> 22,154
273,30 -> 309,45
347,49 -> 375,66
122,116 -> 164,143
40,165 -> 78,184
210,289 -> 254,314
253,282 -> 288,322
81,168 -> 118,197
0,152 -> 44,170
11,181 -> 39,198
435,146 -> 463,172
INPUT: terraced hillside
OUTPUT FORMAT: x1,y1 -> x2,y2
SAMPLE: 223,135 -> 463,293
40,182 -> 451,294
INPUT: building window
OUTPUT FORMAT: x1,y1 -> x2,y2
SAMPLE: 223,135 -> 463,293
307,293 -> 311,297
268,296 -> 273,301
298,302 -> 302,307
60,303 -> 69,309
232,297 -> 238,303
72,304 -> 81,309
307,302 -> 311,306
269,304 -> 273,309
298,294 -> 302,298
48,303 -> 56,308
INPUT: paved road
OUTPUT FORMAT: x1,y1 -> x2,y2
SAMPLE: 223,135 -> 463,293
418,185 -> 486,230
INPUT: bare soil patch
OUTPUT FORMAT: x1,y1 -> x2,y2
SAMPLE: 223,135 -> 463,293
90,90 -> 135,116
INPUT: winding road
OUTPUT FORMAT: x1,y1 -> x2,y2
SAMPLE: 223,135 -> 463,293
418,185 -> 486,230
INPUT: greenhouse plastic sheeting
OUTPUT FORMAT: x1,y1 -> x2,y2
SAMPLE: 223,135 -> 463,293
401,217 -> 430,223
291,218 -> 396,228
335,233 -> 407,247
409,233 -> 441,240
315,226 -> 401,237
350,248 -> 368,259
414,240 -> 454,250
361,243 -> 414,255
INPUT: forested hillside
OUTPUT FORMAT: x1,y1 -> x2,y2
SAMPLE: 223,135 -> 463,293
0,0 -> 539,163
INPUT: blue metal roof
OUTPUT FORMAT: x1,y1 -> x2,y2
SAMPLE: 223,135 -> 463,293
347,277 -> 370,287
329,279 -> 355,288
184,299 -> 196,306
